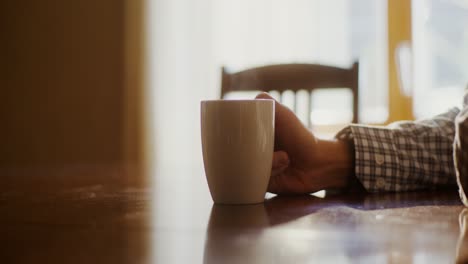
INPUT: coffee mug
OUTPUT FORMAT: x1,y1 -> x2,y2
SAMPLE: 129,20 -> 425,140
200,99 -> 275,204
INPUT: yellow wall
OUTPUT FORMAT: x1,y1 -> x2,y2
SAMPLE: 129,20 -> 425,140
387,0 -> 414,123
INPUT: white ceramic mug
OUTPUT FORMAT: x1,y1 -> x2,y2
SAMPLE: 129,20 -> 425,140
201,99 -> 275,204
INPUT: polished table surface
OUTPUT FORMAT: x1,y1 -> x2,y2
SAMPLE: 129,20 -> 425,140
1,166 -> 468,263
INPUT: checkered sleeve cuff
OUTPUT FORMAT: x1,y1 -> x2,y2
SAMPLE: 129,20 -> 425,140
336,108 -> 460,193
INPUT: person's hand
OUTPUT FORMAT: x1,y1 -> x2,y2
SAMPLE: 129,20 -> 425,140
255,93 -> 356,195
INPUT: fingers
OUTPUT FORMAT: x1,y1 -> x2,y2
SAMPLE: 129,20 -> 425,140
255,92 -> 303,133
268,170 -> 295,195
267,170 -> 312,195
255,92 -> 316,155
269,151 -> 288,194
267,172 -> 283,194
269,151 -> 306,195
272,150 -> 289,170
255,92 -> 296,125
255,92 -> 275,100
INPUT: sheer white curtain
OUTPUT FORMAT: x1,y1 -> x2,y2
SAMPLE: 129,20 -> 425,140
148,0 -> 213,171
212,0 -> 350,69
148,0 -> 387,170
412,0 -> 468,118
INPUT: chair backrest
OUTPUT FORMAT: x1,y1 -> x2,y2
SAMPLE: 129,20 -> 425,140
221,62 -> 359,127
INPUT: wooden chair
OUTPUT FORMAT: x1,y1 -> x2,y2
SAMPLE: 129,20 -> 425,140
221,62 -> 359,127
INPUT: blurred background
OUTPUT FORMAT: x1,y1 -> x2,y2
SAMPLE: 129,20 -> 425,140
1,0 -> 467,188
150,0 -> 468,174
1,1 -> 467,262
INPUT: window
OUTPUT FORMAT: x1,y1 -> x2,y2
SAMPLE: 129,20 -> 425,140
213,0 -> 388,124
412,0 -> 468,118
148,0 -> 388,168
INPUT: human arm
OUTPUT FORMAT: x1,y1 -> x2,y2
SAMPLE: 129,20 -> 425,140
255,93 -> 358,194
258,89 -> 467,195
335,108 -> 460,192
336,89 -> 467,194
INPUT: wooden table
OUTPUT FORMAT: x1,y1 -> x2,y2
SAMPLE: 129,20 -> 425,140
1,166 -> 467,263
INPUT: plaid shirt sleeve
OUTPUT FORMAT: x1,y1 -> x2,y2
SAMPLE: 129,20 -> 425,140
336,92 -> 468,193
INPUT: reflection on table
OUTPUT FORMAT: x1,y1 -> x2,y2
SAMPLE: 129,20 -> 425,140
204,191 -> 464,264
1,166 -> 468,264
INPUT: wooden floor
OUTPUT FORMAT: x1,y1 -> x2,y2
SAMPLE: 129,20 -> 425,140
1,166 -> 467,263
